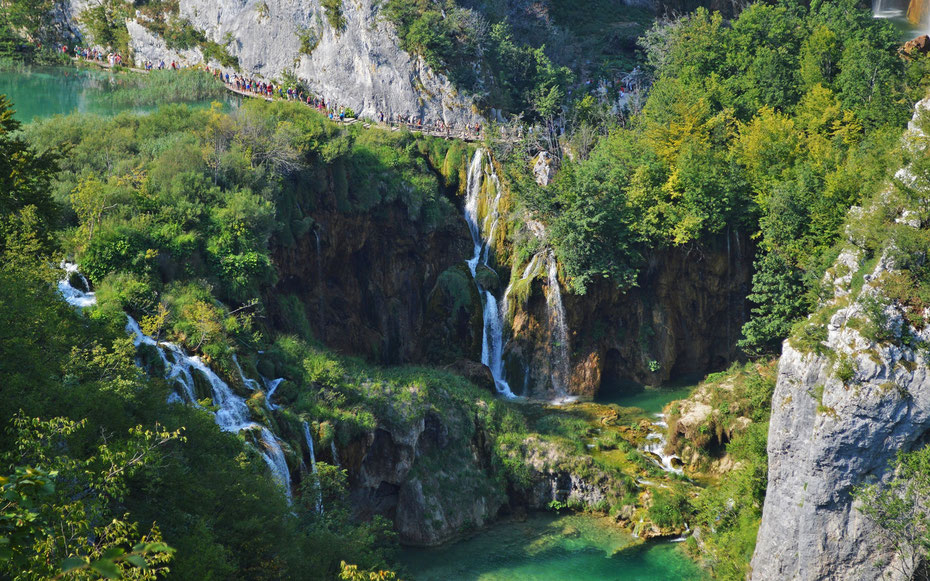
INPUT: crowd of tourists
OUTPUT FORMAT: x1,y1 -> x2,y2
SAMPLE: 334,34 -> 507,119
61,43 -> 537,141
207,66 -> 489,139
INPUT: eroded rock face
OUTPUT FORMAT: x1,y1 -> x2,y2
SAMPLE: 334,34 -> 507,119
751,292 -> 930,579
508,230 -> 754,398
345,410 -> 506,546
270,201 -> 473,365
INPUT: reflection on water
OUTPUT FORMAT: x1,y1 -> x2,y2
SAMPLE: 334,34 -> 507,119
0,66 -> 227,122
596,377 -> 698,416
398,513 -> 704,581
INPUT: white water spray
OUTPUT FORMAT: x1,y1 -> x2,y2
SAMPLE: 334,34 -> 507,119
544,251 -> 572,401
642,414 -> 683,475
872,0 -> 905,18
463,149 -> 515,398
302,422 -> 323,513
58,262 -> 97,308
58,265 -> 293,500
263,377 -> 285,410
233,355 -> 261,391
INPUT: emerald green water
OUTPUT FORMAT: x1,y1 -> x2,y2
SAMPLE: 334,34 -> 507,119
596,377 -> 698,415
399,513 -> 704,580
0,66 -> 224,122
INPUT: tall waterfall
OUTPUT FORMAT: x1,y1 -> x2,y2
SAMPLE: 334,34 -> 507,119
500,251 -> 574,401
302,422 -> 323,513
873,0 -> 905,18
464,149 -> 515,398
544,251 -> 572,399
58,266 -> 293,500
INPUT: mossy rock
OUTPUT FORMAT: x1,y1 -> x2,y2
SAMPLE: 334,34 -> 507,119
137,343 -> 165,377
475,264 -> 500,292
257,358 -> 277,379
68,271 -> 89,292
274,380 -> 298,406
190,367 -> 214,401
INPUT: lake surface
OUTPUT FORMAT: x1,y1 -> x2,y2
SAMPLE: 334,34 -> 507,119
596,377 -> 699,415
398,513 -> 704,581
0,66 -> 226,122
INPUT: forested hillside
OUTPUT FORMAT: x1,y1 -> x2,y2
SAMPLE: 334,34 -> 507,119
4,0 -> 930,579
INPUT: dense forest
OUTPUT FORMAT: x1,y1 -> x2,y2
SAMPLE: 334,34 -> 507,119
4,0 -> 930,579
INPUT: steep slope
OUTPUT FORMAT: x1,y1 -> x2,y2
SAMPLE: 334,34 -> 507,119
751,99 -> 930,580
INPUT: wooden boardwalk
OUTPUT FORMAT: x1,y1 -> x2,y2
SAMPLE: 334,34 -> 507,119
77,56 -> 505,143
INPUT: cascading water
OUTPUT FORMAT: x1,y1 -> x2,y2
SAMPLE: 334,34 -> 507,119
642,414 -> 683,475
59,262 -> 97,308
330,441 -> 341,467
263,377 -> 284,410
233,354 -> 261,391
500,251 -> 574,402
873,0 -> 905,18
544,251 -> 572,401
302,422 -> 323,513
58,265 -> 293,500
464,149 -> 515,398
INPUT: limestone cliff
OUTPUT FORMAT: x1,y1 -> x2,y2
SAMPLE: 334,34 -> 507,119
751,99 -> 930,580
64,0 -> 484,126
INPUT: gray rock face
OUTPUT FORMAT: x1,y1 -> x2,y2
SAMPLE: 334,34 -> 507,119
751,100 -> 930,581
65,0 -> 483,127
348,410 -> 505,546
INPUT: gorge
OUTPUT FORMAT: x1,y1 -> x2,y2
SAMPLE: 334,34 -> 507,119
7,0 -> 930,579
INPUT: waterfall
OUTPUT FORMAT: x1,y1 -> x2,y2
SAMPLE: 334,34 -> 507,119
642,414 -> 683,475
57,265 -> 293,500
58,262 -> 97,308
233,354 -> 261,391
544,251 -> 572,400
123,314 -> 293,500
330,440 -> 341,467
501,251 -> 544,322
263,377 -> 284,410
259,427 -> 291,494
302,422 -> 323,513
463,149 -> 515,398
873,0 -> 905,18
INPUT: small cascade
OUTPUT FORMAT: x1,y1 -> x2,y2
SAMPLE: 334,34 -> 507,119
330,440 -> 341,467
122,314 -> 292,500
302,422 -> 323,514
259,427 -> 291,497
58,263 -> 97,308
263,377 -> 284,410
501,251 -> 544,321
642,414 -> 683,475
233,355 -> 261,391
544,252 -> 573,401
463,149 -> 515,398
59,266 -> 294,499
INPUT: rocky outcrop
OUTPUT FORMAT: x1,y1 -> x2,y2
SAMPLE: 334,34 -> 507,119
342,409 -> 506,546
751,100 -> 930,580
65,0 -> 484,127
750,260 -> 930,580
502,435 -> 631,510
